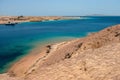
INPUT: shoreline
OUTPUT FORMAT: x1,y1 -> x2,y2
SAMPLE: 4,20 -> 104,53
0,24 -> 120,80
7,36 -> 78,76
7,24 -> 120,77
0,16 -> 81,25
0,36 -> 77,74
8,38 -> 79,77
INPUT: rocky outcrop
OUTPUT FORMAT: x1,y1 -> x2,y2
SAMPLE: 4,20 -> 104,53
0,24 -> 120,80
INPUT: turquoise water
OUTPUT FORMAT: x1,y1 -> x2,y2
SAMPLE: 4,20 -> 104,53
0,16 -> 120,73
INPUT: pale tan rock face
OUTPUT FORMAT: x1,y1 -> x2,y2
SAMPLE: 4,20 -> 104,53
0,24 -> 120,80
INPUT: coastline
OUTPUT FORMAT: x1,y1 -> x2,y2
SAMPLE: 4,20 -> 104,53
7,36 -> 78,76
0,17 -> 84,74
7,24 -> 120,77
0,24 -> 120,80
0,16 -> 81,25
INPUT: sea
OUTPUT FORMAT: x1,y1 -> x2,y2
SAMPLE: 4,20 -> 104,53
0,16 -> 120,73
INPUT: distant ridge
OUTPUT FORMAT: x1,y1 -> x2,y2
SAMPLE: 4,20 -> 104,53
86,14 -> 120,16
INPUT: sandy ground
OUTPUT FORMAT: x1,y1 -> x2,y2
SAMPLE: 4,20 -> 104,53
8,41 -> 69,77
0,24 -> 120,80
8,24 -> 120,77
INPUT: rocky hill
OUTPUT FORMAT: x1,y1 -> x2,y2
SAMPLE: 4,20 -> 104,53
0,24 -> 120,80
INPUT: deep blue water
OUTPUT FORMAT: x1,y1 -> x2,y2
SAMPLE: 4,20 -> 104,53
0,16 -> 120,73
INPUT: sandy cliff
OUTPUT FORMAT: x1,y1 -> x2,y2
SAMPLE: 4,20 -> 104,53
0,24 -> 120,80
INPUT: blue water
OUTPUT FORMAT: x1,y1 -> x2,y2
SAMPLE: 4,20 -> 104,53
0,16 -> 120,73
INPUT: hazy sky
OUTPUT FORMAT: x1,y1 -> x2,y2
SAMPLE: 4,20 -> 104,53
0,0 -> 120,16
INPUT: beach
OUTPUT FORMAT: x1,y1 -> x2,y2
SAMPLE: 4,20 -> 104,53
8,37 -> 77,77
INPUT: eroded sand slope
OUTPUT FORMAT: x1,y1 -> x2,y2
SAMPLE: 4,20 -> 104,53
0,24 -> 120,80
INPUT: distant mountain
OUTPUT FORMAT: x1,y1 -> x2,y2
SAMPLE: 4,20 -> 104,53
86,14 -> 109,16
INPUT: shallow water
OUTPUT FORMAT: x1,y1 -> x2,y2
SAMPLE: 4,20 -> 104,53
0,16 -> 120,73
